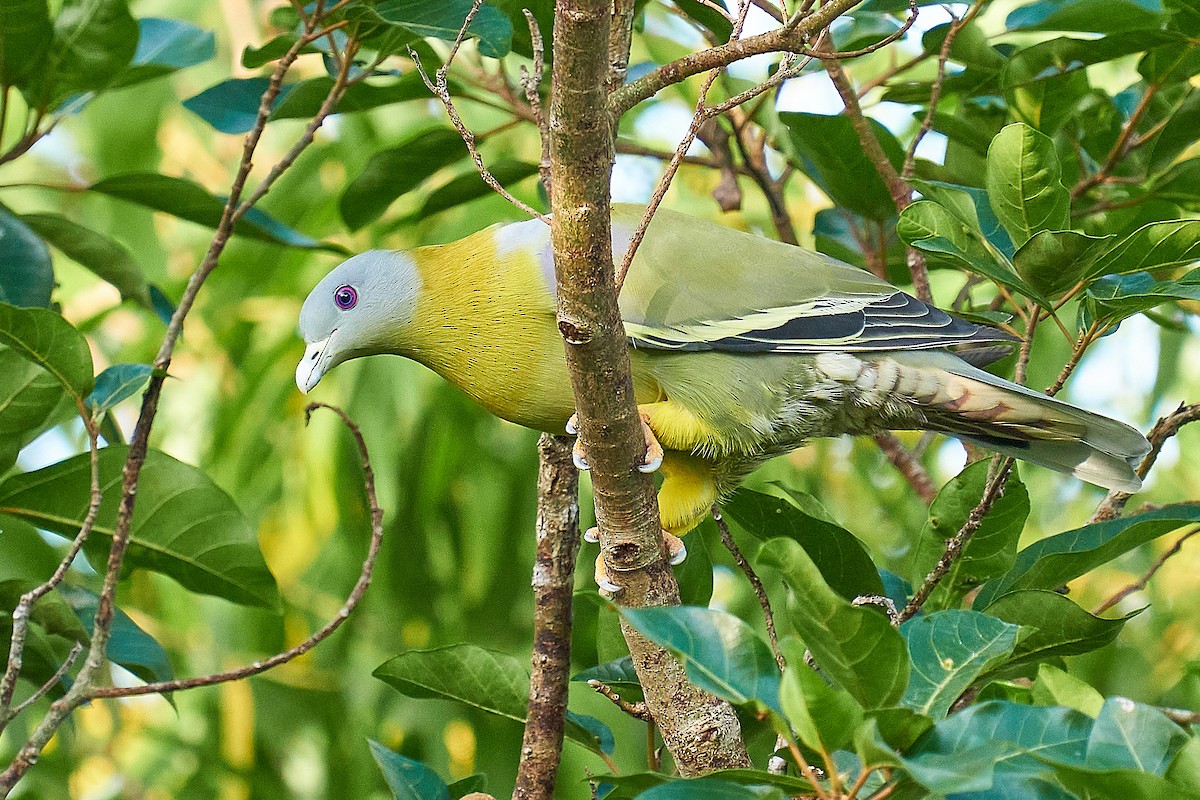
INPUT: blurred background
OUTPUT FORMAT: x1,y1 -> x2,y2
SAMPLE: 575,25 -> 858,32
2,0 -> 1198,797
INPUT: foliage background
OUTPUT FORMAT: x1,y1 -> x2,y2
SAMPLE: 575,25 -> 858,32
2,0 -> 1200,797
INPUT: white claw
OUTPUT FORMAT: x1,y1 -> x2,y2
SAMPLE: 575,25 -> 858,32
669,542 -> 688,566
573,451 -> 590,471
638,453 -> 663,474
583,527 -> 600,543
566,414 -> 579,435
598,579 -> 622,595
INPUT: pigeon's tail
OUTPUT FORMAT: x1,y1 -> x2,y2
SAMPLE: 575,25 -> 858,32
888,351 -> 1150,493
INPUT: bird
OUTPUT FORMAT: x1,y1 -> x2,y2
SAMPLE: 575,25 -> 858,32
296,205 -> 1150,590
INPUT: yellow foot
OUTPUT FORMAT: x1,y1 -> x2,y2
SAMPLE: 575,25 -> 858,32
567,412 -> 663,474
586,527 -> 686,595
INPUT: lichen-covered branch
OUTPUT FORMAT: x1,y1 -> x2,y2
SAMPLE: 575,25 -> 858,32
513,436 -> 581,800
548,0 -> 749,774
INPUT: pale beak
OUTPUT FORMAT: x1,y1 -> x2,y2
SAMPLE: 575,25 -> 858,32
296,335 -> 332,394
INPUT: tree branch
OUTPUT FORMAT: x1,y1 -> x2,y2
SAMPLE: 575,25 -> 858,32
549,0 -> 749,774
1094,525 -> 1199,615
513,436 -> 581,800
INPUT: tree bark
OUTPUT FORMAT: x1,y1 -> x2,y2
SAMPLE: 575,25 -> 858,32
514,436 -> 581,800
548,0 -> 750,775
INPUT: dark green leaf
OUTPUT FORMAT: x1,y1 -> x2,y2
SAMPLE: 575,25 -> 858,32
240,34 -> 313,69
833,11 -> 901,51
672,0 -> 733,41
374,643 -> 607,754
0,446 -> 281,609
0,205 -> 54,309
0,302 -> 93,399
986,123 -> 1071,247
1139,42 -> 1200,83
85,363 -> 152,413
447,775 -> 486,800
573,655 -> 640,687
854,716 -> 1007,794
343,0 -> 513,59
1014,230 -> 1116,296
0,579 -> 87,643
1147,91 -> 1200,171
183,77 -> 289,134
984,589 -> 1135,668
779,111 -> 904,221
89,173 -> 342,251
900,610 -> 1019,719
1088,697 -> 1189,774
112,17 -> 215,87
634,779 -> 784,800
907,178 -> 1016,258
20,212 -> 151,306
339,128 -> 469,230
0,346 -> 72,472
975,504 -> 1200,607
273,72 -> 437,120
1084,269 -> 1200,326
367,740 -> 449,800
724,488 -> 884,600
1085,219 -> 1200,278
0,0 -> 52,88
0,514 -> 60,583
759,539 -> 909,709
1007,0 -> 1167,33
779,637 -> 863,752
909,461 -> 1030,612
1053,764 -> 1200,799
620,606 -> 781,714
412,160 -> 540,220
27,0 -> 139,109
59,583 -> 174,684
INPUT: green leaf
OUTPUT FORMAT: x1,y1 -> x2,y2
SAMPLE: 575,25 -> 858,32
367,740 -> 449,800
1084,219 -> 1200,278
1053,764 -> 1200,800
573,655 -> 640,687
339,128 -> 469,230
909,461 -> 1031,612
343,0 -> 513,59
447,774 -> 487,800
779,637 -> 863,752
1014,230 -> 1116,296
983,589 -> 1134,669
273,73 -> 437,121
26,0 -> 139,109
373,643 -> 608,754
986,123 -> 1071,248
0,302 -> 93,399
1084,269 -> 1200,326
0,0 -> 53,88
1139,42 -> 1200,83
85,363 -> 152,414
240,34 -> 312,69
59,583 -> 174,684
111,17 -> 214,87
182,77 -> 288,135
0,446 -> 280,609
779,111 -> 904,221
0,346 -> 73,473
907,178 -> 1015,258
1007,0 -> 1168,33
0,513 -> 61,583
0,205 -> 54,309
634,779 -> 784,800
1033,664 -> 1105,717
672,0 -> 734,41
412,160 -> 540,220
89,173 -> 343,252
758,538 -> 909,709
723,488 -> 884,600
1088,697 -> 1189,774
20,212 -> 152,306
853,716 -> 1007,795
901,610 -> 1019,718
0,579 -> 87,643
975,505 -> 1200,607
620,606 -> 781,714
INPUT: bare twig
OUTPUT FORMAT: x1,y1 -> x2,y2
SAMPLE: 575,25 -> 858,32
1093,525 -> 1200,614
519,11 -> 551,194
900,458 -> 1014,622
873,433 -> 937,505
0,644 -> 82,727
86,404 -> 382,699
713,507 -> 784,670
514,436 -> 581,800
1072,83 -> 1161,201
588,680 -> 651,721
1160,707 -> 1200,727
1091,403 -> 1200,523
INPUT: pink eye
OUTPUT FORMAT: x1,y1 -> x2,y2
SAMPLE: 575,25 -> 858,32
334,284 -> 357,310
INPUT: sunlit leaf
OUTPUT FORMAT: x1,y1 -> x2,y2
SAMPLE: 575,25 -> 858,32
900,610 -> 1019,718
0,447 -> 281,609
0,302 -> 93,399
0,346 -> 72,473
779,637 -> 862,752
985,123 -> 1070,247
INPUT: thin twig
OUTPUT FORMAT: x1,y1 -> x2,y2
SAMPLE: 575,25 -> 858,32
1072,83 -> 1161,201
0,644 -> 82,727
1160,707 -> 1200,727
1090,403 -> 1200,523
88,404 -> 383,699
587,680 -> 651,720
1093,526 -> 1200,614
873,433 -> 937,505
713,507 -> 784,670
519,11 -> 551,194
900,458 -> 1014,622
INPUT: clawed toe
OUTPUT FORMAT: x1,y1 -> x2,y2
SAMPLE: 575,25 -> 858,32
639,411 -> 664,473
663,531 -> 687,565
572,436 -> 590,471
583,526 -> 600,543
594,553 -> 622,596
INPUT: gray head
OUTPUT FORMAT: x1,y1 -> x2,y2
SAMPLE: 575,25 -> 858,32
296,250 -> 422,393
